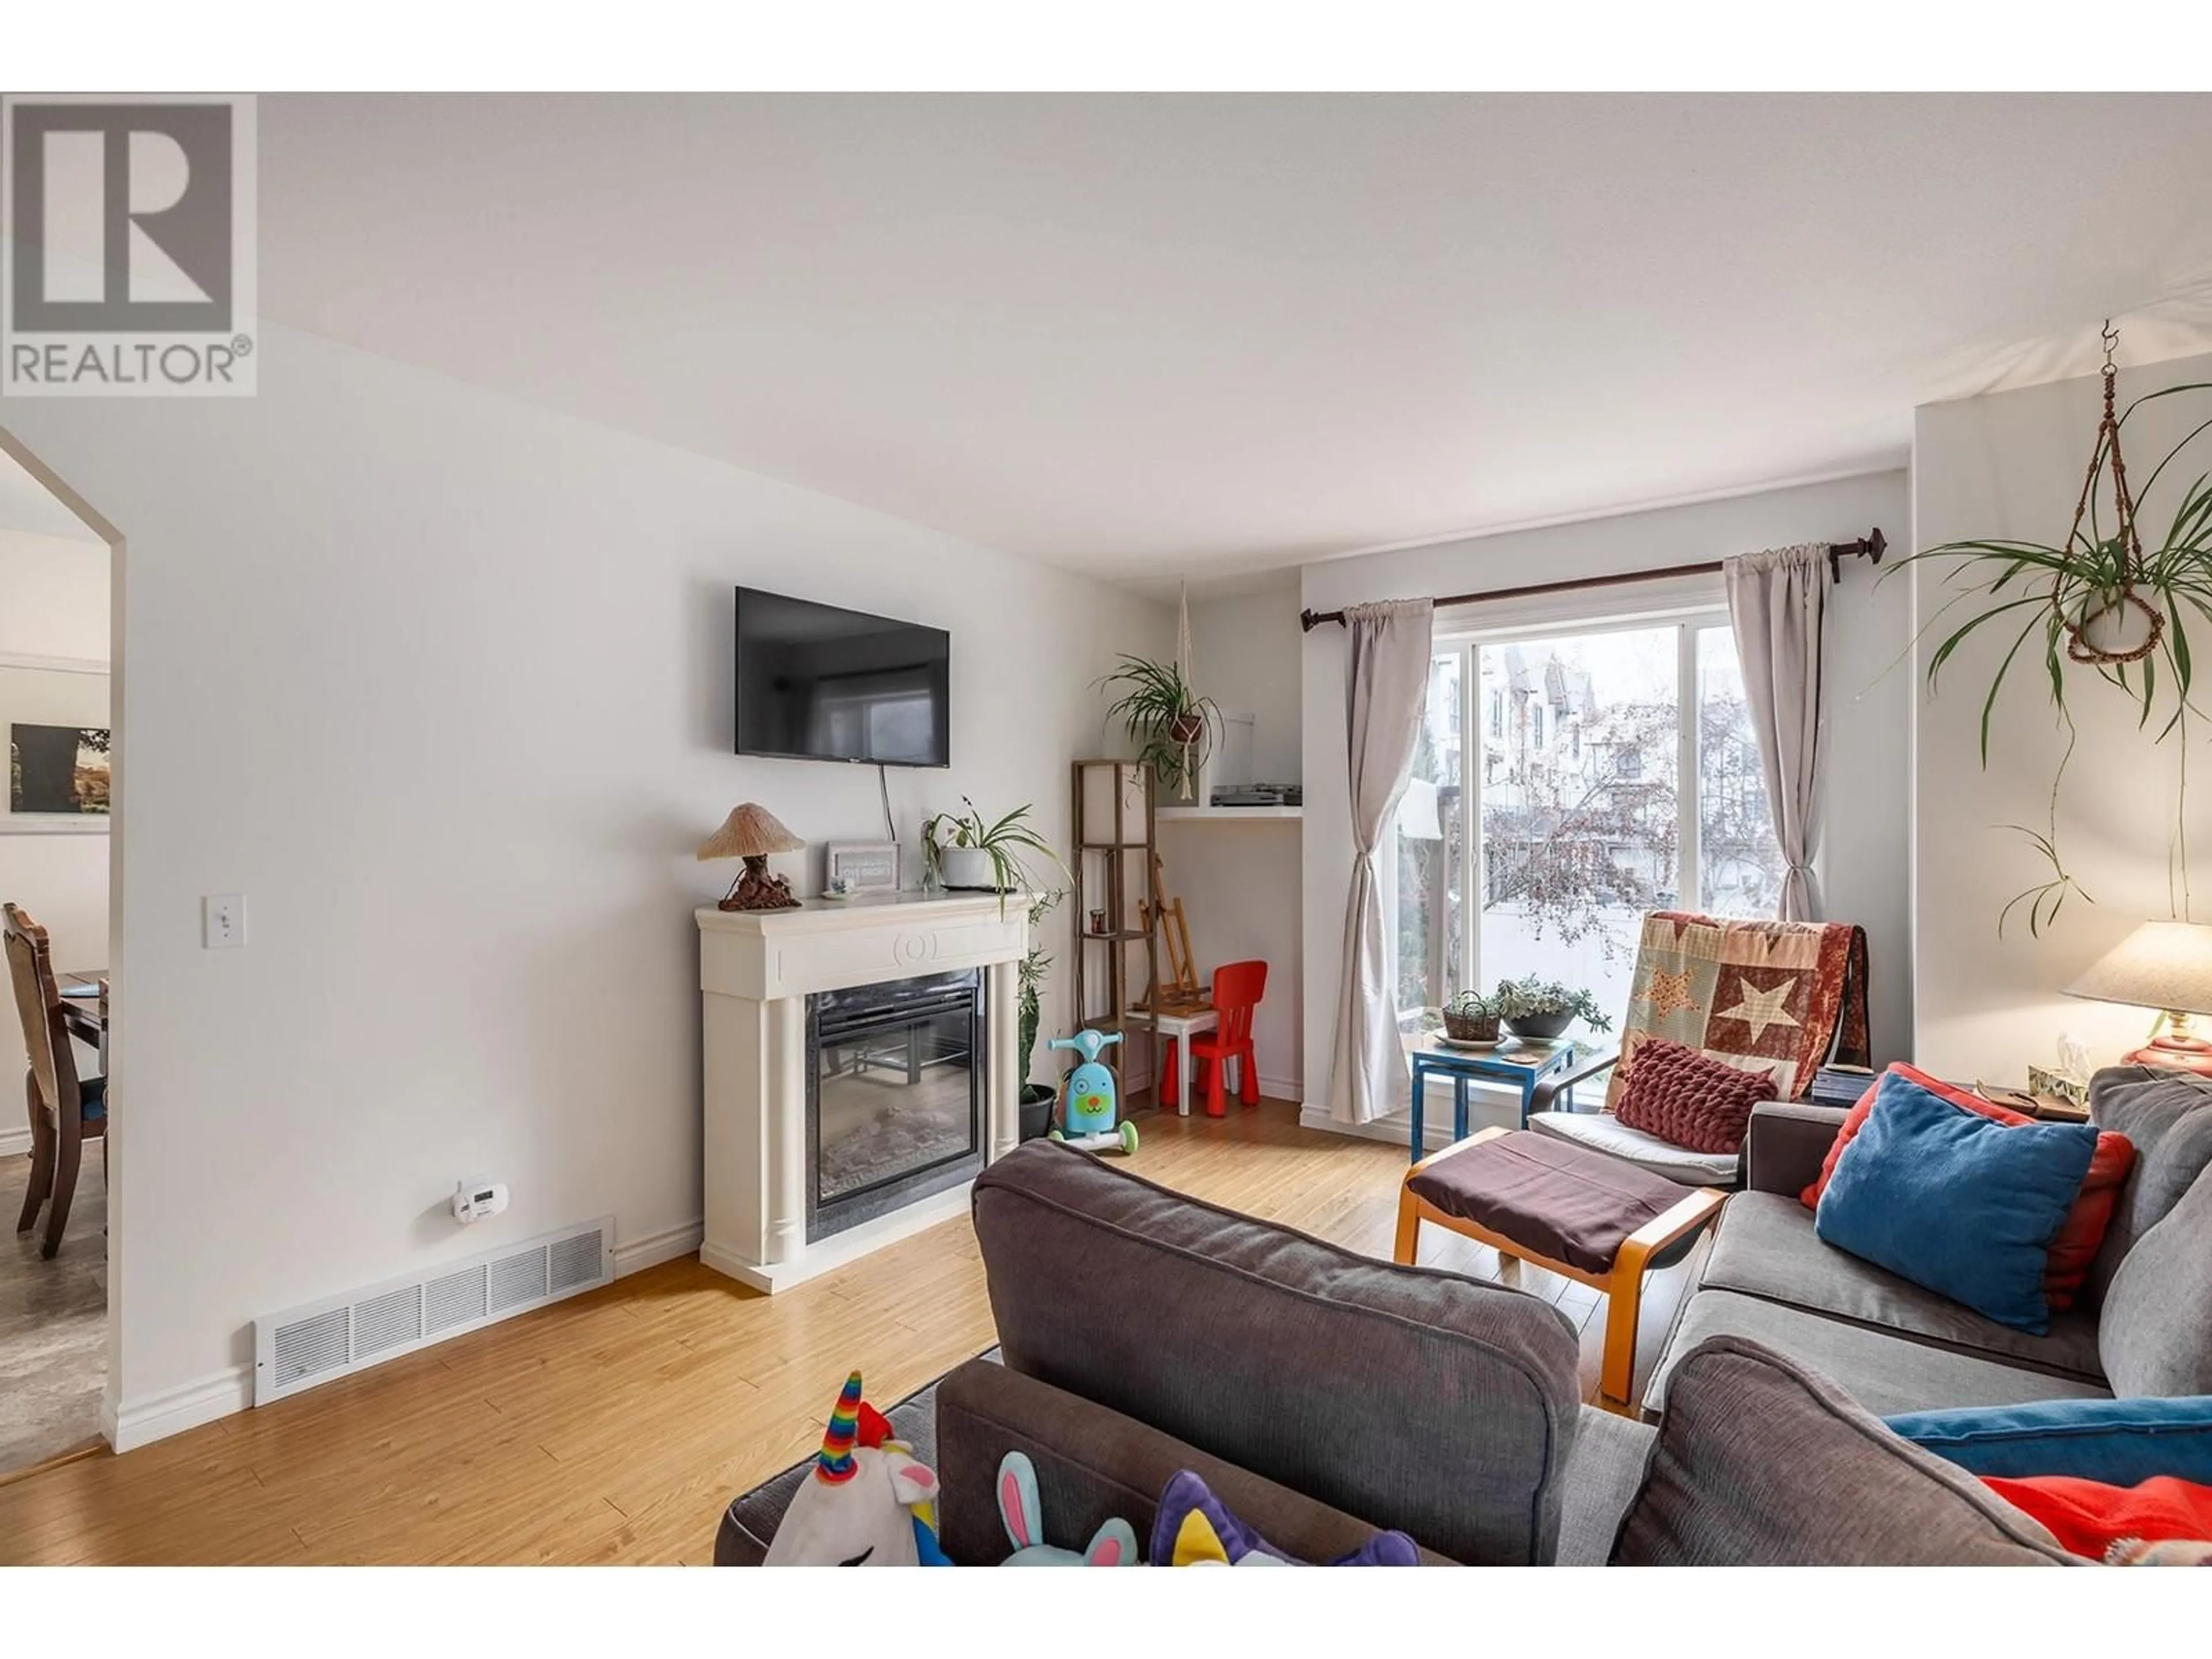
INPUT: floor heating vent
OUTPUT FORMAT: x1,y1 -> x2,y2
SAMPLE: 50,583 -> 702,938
253,1216 -> 614,1407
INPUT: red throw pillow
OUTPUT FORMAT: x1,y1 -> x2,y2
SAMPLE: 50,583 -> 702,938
1983,1474 -> 2212,1561
1802,1062 -> 2135,1309
1612,1039 -> 1772,1155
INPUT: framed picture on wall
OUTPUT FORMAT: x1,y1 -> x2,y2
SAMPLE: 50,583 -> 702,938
825,842 -> 900,895
10,723 -> 111,816
2,658 -> 112,835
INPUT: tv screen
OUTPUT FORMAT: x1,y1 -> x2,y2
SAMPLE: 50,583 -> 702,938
733,588 -> 950,767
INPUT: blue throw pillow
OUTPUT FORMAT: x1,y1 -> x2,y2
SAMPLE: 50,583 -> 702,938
1814,1070 -> 2097,1334
1884,1396 -> 2212,1486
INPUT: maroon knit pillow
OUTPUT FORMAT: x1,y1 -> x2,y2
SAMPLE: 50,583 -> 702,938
1612,1039 -> 1772,1155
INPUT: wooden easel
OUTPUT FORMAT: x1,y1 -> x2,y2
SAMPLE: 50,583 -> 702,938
1138,850 -> 1205,1011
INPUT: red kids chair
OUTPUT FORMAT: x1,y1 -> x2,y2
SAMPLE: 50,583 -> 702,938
1174,959 -> 1267,1117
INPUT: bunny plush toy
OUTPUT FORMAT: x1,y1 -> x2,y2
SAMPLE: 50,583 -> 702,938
996,1451 -> 1139,1566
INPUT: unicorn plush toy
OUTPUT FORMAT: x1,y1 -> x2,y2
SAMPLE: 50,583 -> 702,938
763,1372 -> 949,1566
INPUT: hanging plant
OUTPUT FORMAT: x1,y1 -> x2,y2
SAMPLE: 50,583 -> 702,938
1893,323 -> 2212,935
1097,654 -> 1221,796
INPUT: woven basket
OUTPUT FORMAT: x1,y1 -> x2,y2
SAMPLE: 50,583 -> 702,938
1441,1008 -> 1501,1043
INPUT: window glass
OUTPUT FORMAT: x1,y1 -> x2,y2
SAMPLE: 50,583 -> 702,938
1476,627 -> 1679,1033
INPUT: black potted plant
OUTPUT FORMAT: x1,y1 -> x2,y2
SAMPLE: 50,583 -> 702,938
1017,892 -> 1061,1141
1493,976 -> 1614,1042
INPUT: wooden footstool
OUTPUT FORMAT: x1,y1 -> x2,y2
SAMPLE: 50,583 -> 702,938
1394,1127 -> 1724,1411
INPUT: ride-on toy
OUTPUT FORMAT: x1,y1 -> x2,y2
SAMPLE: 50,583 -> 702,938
1047,1029 -> 1139,1155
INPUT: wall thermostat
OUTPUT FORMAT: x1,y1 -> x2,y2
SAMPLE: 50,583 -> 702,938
452,1178 -> 509,1224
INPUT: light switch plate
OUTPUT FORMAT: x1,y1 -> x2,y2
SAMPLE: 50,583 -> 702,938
203,893 -> 246,949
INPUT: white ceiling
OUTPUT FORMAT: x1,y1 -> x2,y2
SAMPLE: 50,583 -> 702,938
253,93 -> 2212,584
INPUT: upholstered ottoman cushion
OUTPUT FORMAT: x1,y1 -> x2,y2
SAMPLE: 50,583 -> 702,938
1406,1128 -> 1696,1278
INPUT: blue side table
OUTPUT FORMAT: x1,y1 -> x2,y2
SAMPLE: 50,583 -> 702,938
1408,1040 -> 1579,1160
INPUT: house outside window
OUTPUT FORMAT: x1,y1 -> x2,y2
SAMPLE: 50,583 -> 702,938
1393,603 -> 1786,1033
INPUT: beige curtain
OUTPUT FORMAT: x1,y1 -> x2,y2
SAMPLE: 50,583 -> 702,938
1725,545 -> 1831,922
1328,599 -> 1435,1125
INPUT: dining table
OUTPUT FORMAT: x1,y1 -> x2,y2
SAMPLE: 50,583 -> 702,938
57,968 -> 108,1070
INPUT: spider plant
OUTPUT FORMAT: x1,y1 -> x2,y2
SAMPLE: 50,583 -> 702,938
1889,376 -> 2212,935
922,797 -> 1070,905
1098,653 -> 1221,795
1017,891 -> 1062,1100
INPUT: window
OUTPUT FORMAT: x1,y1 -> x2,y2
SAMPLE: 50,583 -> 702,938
1394,611 -> 1786,1034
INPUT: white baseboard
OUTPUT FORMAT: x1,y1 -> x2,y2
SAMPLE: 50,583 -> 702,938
1300,1101 -> 1440,1152
1299,1073 -> 1539,1153
110,1365 -> 252,1453
615,1218 -> 703,1278
0,1126 -> 29,1159
1299,1100 -> 1522,1153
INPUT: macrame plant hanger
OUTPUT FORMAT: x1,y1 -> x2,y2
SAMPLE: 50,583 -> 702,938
2064,320 -> 2164,667
1173,582 -> 1199,798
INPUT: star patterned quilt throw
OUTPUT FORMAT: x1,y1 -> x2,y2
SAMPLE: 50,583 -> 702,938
1605,911 -> 1869,1110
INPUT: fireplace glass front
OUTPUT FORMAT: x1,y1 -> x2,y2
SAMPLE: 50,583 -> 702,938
806,969 -> 984,1241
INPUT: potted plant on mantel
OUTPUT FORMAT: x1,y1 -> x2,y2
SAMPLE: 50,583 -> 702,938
1493,977 -> 1615,1043
922,798 -> 1069,898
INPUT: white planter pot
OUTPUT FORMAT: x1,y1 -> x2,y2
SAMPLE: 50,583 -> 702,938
2071,588 -> 2163,661
936,847 -> 1003,891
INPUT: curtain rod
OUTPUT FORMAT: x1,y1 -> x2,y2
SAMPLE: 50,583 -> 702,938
1297,528 -> 1887,632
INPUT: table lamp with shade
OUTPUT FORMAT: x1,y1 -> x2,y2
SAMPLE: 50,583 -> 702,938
697,803 -> 804,912
2063,919 -> 2212,1075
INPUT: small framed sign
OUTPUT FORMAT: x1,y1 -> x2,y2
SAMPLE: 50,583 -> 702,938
825,841 -> 901,896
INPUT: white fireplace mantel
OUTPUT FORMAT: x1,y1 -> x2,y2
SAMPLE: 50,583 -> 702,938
696,892 -> 1028,1292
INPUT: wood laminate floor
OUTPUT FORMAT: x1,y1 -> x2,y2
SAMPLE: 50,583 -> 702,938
0,1101 -> 1701,1565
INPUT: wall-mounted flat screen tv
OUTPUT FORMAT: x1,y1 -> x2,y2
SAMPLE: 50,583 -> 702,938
733,587 -> 950,767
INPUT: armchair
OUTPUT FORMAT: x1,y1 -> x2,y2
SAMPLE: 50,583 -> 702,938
1525,910 -> 1869,1187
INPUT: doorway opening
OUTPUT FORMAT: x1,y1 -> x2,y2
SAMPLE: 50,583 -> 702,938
0,429 -> 124,1479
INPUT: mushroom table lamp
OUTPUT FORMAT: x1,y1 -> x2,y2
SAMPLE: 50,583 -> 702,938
698,803 -> 805,912
2064,919 -> 2212,1075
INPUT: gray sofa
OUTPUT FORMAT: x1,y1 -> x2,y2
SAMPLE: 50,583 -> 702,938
718,1130 -> 2111,1565
1644,1066 -> 2212,1418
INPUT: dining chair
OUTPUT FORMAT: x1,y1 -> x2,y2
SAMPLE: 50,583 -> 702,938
5,902 -> 107,1259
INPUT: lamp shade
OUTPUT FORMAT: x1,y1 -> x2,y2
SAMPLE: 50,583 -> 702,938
2063,921 -> 2212,1017
696,803 -> 804,862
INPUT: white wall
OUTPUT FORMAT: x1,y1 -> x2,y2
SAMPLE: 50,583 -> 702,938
1151,582 -> 1308,1096
1913,351 -> 2212,1081
1189,581 -> 1304,787
1300,471 -> 1915,1133
1,324 -> 1168,1442
0,527 -> 111,1153
0,525 -> 110,660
